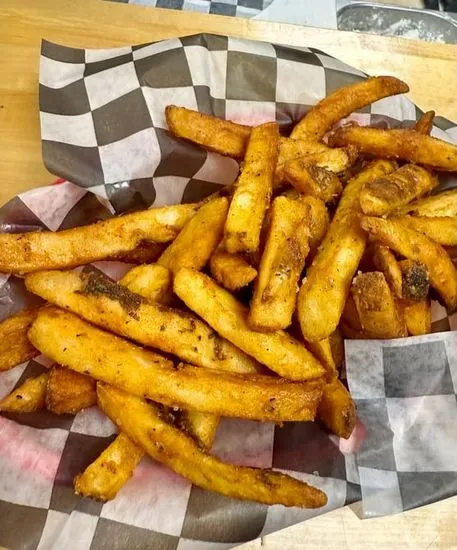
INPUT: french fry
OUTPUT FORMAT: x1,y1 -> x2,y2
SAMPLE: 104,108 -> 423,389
74,433 -> 144,501
396,216 -> 457,246
297,160 -> 397,342
318,379 -> 356,439
210,250 -> 257,291
359,164 -> 438,216
342,294 -> 362,331
106,242 -> 166,264
328,127 -> 457,171
302,195 -> 330,258
361,216 -> 457,311
329,328 -> 344,371
0,307 -> 40,372
249,196 -> 310,331
393,189 -> 457,218
415,110 -> 435,135
372,243 -> 403,298
224,122 -> 279,254
119,264 -> 172,304
306,338 -> 338,380
25,267 -> 262,375
29,308 -> 324,423
283,161 -> 343,203
0,204 -> 199,274
97,383 -> 327,507
398,260 -> 430,301
401,299 -> 432,336
0,372 -> 48,413
351,272 -> 407,338
157,197 -> 229,275
179,411 -> 219,449
174,268 -> 325,380
46,366 -> 96,415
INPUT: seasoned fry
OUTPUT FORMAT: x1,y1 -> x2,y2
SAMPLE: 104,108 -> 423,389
249,196 -> 310,331
302,195 -> 330,258
329,328 -> 344,371
372,244 -> 403,298
0,372 -> 48,413
351,272 -> 407,338
107,242 -> 166,264
74,433 -> 144,501
396,216 -> 457,246
210,250 -> 257,291
174,268 -> 325,380
415,110 -> 435,135
297,160 -> 397,342
328,127 -> 457,171
29,308 -> 324,422
342,294 -> 362,331
0,307 -> 40,372
401,299 -> 432,336
284,161 -> 343,203
119,264 -> 172,304
291,76 -> 409,141
180,411 -> 219,449
25,267 -> 261,375
306,338 -> 338,380
398,260 -> 430,301
318,379 -> 356,439
361,216 -> 457,311
224,122 -> 279,254
394,189 -> 457,218
359,164 -> 438,216
158,197 -> 229,275
0,204 -> 199,274
98,383 -> 327,507
46,366 -> 96,415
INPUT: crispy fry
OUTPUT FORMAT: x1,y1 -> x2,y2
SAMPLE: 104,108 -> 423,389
284,161 -> 343,203
318,379 -> 356,439
394,189 -> 457,218
174,268 -> 325,380
74,433 -> 144,501
119,264 -> 172,304
306,338 -> 337,380
180,411 -> 219,449
351,272 -> 407,338
0,204 -> 199,274
25,267 -> 261,375
372,244 -> 403,298
302,195 -> 330,258
29,308 -> 323,422
329,328 -> 344,371
158,197 -> 229,275
291,76 -> 409,141
328,127 -> 457,171
0,372 -> 48,413
396,216 -> 457,246
249,196 -> 310,331
46,366 -> 96,415
297,160 -> 397,342
98,383 -> 327,507
415,110 -> 435,135
0,307 -> 40,372
401,299 -> 432,336
106,242 -> 166,264
361,216 -> 457,311
359,164 -> 438,216
224,123 -> 279,254
210,250 -> 257,291
398,259 -> 430,301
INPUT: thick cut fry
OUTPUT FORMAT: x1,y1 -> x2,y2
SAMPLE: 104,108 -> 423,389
98,383 -> 327,507
29,308 -> 323,422
401,299 -> 432,336
394,189 -> 457,218
0,372 -> 48,413
46,366 -> 96,415
284,161 -> 343,203
180,411 -> 218,449
0,204 -> 199,274
329,328 -> 344,371
249,196 -> 310,331
119,264 -> 172,304
415,110 -> 435,135
398,260 -> 430,301
107,242 -> 165,264
361,216 -> 457,311
372,244 -> 403,298
210,251 -> 257,291
25,268 -> 261,375
158,197 -> 229,275
351,272 -> 407,338
74,433 -> 144,501
224,123 -> 279,254
0,307 -> 40,372
396,216 -> 457,247
306,338 -> 337,380
297,160 -> 397,342
174,268 -> 325,380
328,127 -> 457,171
291,76 -> 409,141
342,294 -> 362,331
359,164 -> 438,216
302,195 -> 330,258
318,379 -> 356,439
166,105 -> 251,158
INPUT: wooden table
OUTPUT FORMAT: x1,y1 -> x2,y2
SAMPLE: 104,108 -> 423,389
1,1 -> 457,547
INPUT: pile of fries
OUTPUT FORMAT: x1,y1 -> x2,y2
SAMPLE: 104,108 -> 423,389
1,76 -> 457,508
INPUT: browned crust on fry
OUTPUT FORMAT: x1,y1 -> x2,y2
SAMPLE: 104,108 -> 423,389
0,307 -> 40,372
0,372 -> 48,413
372,244 -> 403,298
318,379 -> 356,439
210,251 -> 257,291
46,366 -> 97,415
415,111 -> 435,135
284,161 -> 343,203
398,260 -> 430,301
393,189 -> 457,218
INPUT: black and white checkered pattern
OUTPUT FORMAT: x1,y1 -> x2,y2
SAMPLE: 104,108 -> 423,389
1,33 -> 457,549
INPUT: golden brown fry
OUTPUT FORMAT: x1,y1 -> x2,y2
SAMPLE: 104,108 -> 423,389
415,110 -> 435,135
224,122 -> 279,254
342,294 -> 362,331
291,76 -> 409,141
398,259 -> 430,301
328,127 -> 457,171
329,328 -> 344,371
249,196 -> 310,331
158,197 -> 229,275
394,189 -> 457,218
284,161 -> 343,203
25,267 -> 261,375
98,383 -> 327,508
359,164 -> 438,216
351,272 -> 407,338
401,299 -> 432,336
106,242 -> 166,264
297,160 -> 397,342
74,433 -> 144,501
46,366 -> 96,415
372,243 -> 403,298
119,264 -> 172,304
361,216 -> 457,311
0,307 -> 40,372
318,379 -> 356,439
174,268 -> 325,380
209,250 -> 257,291
180,411 -> 219,450
0,372 -> 48,413
306,338 -> 337,380
396,216 -> 457,247
302,195 -> 330,258
29,308 -> 324,422
0,204 -> 199,274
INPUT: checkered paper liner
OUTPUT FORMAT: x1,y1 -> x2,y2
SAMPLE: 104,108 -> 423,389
0,33 -> 457,550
